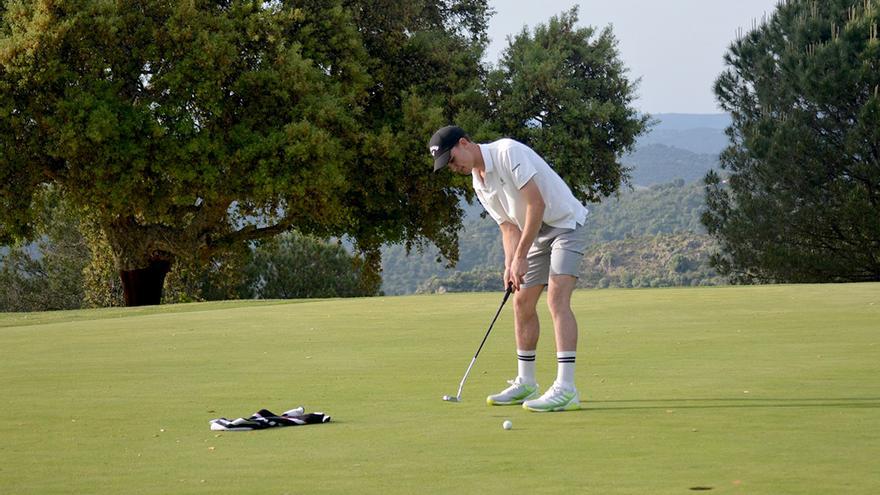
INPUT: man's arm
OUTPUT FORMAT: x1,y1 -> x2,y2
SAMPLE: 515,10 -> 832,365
508,178 -> 545,290
499,222 -> 521,289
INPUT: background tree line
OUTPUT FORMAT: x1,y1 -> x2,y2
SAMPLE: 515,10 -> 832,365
0,186 -> 376,311
1,3 -> 647,310
4,0 -> 877,311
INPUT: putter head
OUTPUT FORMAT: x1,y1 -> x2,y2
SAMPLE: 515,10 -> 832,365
442,395 -> 460,402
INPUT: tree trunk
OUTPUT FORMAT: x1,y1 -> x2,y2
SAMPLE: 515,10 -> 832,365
119,256 -> 171,306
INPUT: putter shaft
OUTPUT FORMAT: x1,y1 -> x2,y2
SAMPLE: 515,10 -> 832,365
443,285 -> 513,402
454,356 -> 478,398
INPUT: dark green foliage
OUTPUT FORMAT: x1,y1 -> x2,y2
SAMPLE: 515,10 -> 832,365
416,268 -> 502,294
333,0 -> 493,269
0,0 -> 367,274
0,187 -> 88,311
1,227 -> 380,310
80,223 -> 125,308
240,231 -> 379,299
705,0 -> 880,283
0,0 -> 492,304
486,6 -> 650,201
162,250 -> 249,304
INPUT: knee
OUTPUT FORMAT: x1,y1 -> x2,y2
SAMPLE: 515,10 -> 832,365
546,293 -> 573,319
513,296 -> 538,320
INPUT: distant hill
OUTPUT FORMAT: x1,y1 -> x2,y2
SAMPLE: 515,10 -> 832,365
636,127 -> 728,156
639,113 -> 730,156
622,113 -> 729,186
624,144 -> 718,187
381,181 -> 712,295
650,113 -> 731,131
577,232 -> 723,289
584,180 -> 707,241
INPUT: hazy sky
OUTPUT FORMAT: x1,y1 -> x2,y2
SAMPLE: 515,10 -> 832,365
486,0 -> 780,114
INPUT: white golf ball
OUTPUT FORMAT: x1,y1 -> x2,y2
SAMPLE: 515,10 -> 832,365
502,420 -> 512,430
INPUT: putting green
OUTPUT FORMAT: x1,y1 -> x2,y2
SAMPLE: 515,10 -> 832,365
1,284 -> 878,494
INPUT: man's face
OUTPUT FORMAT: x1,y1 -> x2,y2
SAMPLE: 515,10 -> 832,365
447,140 -> 472,175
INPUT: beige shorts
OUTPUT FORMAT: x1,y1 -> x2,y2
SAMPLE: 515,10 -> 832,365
522,222 -> 589,288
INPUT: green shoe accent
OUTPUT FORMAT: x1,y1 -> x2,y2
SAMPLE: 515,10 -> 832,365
486,379 -> 539,406
522,383 -> 580,412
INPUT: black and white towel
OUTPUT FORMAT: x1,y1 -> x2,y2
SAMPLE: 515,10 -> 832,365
210,407 -> 331,431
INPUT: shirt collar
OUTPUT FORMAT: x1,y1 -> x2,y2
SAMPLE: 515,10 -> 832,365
472,144 -> 495,190
478,144 -> 495,174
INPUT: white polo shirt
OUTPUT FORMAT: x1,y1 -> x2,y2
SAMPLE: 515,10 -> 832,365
473,139 -> 589,231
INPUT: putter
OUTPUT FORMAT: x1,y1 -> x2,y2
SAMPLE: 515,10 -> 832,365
443,283 -> 514,403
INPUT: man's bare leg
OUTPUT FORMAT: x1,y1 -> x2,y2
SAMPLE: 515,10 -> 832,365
486,284 -> 546,405
547,275 -> 578,352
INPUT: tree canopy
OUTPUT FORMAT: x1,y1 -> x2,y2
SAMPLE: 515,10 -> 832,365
1,2 -> 649,305
486,6 -> 649,202
0,0 -> 490,304
0,186 -> 89,311
704,0 -> 880,282
240,230 -> 378,299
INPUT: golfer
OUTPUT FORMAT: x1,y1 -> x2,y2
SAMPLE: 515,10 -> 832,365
429,125 -> 589,412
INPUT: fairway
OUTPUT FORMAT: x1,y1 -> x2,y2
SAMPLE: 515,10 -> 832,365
1,284 -> 878,494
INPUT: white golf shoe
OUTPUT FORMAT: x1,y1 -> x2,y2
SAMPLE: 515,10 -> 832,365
522,381 -> 580,412
486,377 -> 539,406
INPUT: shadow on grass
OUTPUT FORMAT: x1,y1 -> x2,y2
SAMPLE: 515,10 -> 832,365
585,397 -> 880,411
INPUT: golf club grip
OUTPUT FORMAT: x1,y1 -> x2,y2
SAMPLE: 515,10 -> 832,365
503,282 -> 513,302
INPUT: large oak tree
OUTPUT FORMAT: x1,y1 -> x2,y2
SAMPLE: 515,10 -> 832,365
0,0 -> 489,305
1,1 -> 649,306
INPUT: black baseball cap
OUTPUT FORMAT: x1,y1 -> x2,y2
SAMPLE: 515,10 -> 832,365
428,125 -> 467,172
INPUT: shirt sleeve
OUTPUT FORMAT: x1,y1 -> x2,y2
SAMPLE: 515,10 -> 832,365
505,145 -> 538,190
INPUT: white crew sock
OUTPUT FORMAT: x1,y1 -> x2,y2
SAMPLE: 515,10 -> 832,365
517,349 -> 536,384
556,351 -> 576,388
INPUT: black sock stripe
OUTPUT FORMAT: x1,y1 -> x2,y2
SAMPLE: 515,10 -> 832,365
557,357 -> 576,363
517,355 -> 536,361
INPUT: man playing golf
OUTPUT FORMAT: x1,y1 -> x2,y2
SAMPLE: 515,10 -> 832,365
429,125 -> 589,412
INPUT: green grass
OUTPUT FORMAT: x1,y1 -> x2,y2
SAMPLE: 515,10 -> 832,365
1,284 -> 878,494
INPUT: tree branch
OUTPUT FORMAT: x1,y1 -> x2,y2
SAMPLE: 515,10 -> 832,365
212,221 -> 294,249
